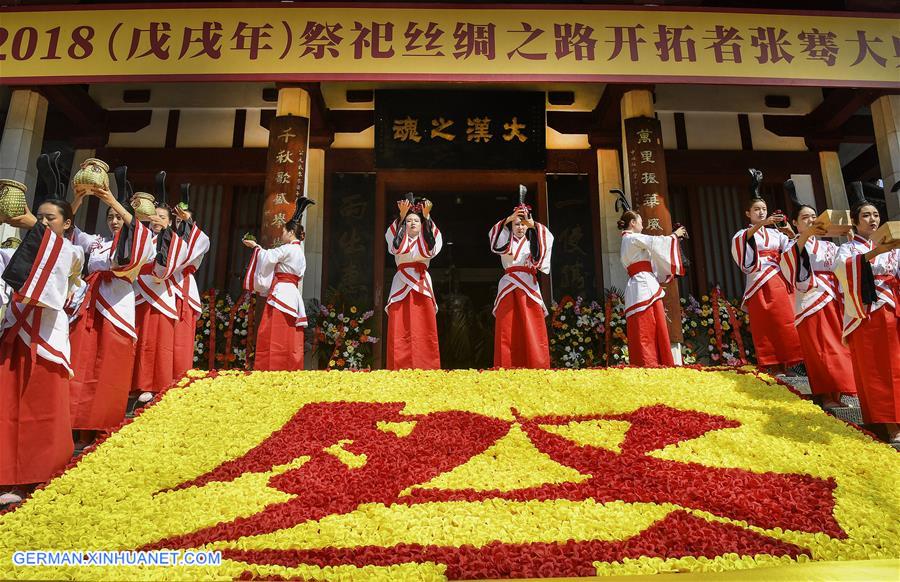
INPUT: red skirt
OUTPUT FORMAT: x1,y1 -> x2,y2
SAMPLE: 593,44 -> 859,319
69,312 -> 136,430
131,302 -> 176,394
626,299 -> 674,367
847,307 -> 900,424
0,333 -> 73,485
387,291 -> 440,370
493,289 -> 550,369
173,298 -> 198,380
797,300 -> 857,396
254,304 -> 304,371
746,276 -> 803,367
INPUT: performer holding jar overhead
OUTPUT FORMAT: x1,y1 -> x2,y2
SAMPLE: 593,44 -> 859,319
0,160 -> 84,505
833,184 -> 900,442
731,169 -> 803,372
384,193 -> 442,370
489,186 -> 554,369
242,196 -> 313,371
778,180 -> 857,409
615,189 -> 687,367
67,166 -> 155,444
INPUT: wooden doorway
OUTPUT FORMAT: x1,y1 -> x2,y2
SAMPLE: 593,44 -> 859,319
373,170 -> 547,369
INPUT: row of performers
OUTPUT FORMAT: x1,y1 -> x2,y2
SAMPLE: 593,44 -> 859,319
0,159 -> 211,505
615,172 -> 899,445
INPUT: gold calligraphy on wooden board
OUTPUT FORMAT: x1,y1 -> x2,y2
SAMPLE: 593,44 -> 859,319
262,115 -> 309,247
624,116 -> 683,343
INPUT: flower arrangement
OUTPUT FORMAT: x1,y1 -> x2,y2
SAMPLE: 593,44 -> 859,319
194,290 -> 256,370
1,367 -> 897,580
549,293 -> 628,369
680,288 -> 755,366
314,302 -> 378,370
551,289 -> 755,368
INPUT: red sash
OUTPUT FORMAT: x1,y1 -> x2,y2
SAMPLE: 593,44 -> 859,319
271,272 -> 301,291
505,265 -> 538,283
759,250 -> 780,260
627,261 -> 652,277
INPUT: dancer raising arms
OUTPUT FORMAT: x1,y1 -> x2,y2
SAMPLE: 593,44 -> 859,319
489,186 -> 554,369
384,193 -> 442,370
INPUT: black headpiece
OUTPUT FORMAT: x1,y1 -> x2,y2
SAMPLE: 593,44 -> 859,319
153,171 -> 167,206
848,181 -> 884,212
403,191 -> 428,215
783,178 -> 811,214
113,165 -> 134,207
290,196 -> 315,224
34,151 -> 68,212
748,168 -> 764,199
611,188 -> 631,213
178,183 -> 191,210
515,184 -> 532,214
891,180 -> 900,194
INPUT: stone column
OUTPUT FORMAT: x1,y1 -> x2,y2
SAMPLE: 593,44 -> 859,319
596,148 -> 627,290
261,87 -> 311,247
0,89 -> 48,242
818,151 -> 850,211
870,95 -> 900,219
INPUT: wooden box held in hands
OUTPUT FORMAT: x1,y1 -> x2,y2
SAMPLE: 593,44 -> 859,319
873,221 -> 900,246
813,209 -> 852,237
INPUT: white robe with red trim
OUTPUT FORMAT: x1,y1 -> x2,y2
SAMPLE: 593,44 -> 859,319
620,232 -> 684,318
243,240 -> 307,327
779,236 -> 842,326
172,223 -> 211,315
133,230 -> 187,321
731,226 -> 791,307
834,236 -> 899,339
385,218 -> 443,312
0,229 -> 84,375
488,219 -> 553,316
71,222 -> 155,339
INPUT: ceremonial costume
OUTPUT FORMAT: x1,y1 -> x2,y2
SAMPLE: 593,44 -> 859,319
244,240 -> 307,371
780,236 -> 857,398
131,226 -> 186,394
385,208 -> 443,370
833,236 -> 900,424
731,226 -> 803,367
488,216 -> 553,368
68,221 -> 154,430
171,220 -> 210,379
0,224 -> 83,484
620,231 -> 684,367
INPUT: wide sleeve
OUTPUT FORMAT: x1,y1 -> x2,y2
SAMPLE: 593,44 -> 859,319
151,227 -> 186,282
779,239 -> 814,293
386,219 -> 404,255
634,232 -> 685,284
69,226 -> 103,255
529,222 -> 554,274
178,222 -> 211,270
243,245 -> 285,296
422,218 -> 442,258
111,220 -> 155,282
731,229 -> 759,275
1,223 -> 69,310
489,219 -> 512,254
834,244 -> 875,323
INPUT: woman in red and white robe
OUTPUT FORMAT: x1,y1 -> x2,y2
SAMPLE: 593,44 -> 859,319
171,211 -> 210,380
489,205 -> 553,368
131,205 -> 186,401
385,197 -> 442,370
0,200 -> 83,503
779,204 -> 857,408
833,202 -> 900,442
619,210 -> 686,367
243,222 -> 307,371
731,199 -> 803,370
67,187 -> 154,442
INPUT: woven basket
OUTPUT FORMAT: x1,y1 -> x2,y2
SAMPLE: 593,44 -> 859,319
0,179 -> 27,221
72,158 -> 110,195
